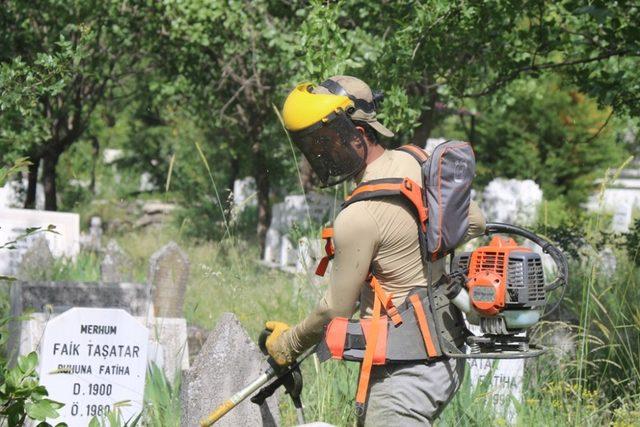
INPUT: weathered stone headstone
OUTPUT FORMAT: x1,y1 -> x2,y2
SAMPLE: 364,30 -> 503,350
100,240 -> 132,283
181,313 -> 279,427
279,235 -> 297,268
611,201 -> 633,232
263,192 -> 335,269
81,216 -> 103,252
481,178 -> 543,226
38,308 -> 148,426
467,324 -> 523,422
468,357 -> 523,421
16,235 -> 55,281
263,228 -> 281,265
0,208 -> 80,276
8,281 -> 150,363
10,281 -> 149,318
135,201 -> 176,228
148,242 -> 189,318
586,158 -> 640,232
233,177 -> 257,210
424,137 -> 447,154
143,316 -> 189,381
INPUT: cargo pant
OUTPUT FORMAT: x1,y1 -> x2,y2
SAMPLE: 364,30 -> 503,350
359,357 -> 465,427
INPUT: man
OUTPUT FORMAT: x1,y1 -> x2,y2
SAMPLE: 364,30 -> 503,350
265,76 -> 486,426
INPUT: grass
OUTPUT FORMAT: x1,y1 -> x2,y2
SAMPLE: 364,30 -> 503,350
5,202 -> 640,426
108,218 -> 638,426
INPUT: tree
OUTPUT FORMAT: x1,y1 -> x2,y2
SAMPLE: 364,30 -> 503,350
142,0 -> 303,250
468,77 -> 626,203
293,1 -> 640,144
0,0 -> 153,210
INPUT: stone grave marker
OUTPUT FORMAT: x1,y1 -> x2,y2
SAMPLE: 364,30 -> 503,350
38,308 -> 148,426
481,178 -> 543,227
143,316 -> 189,381
100,240 -> 133,283
148,241 -> 189,318
263,192 -> 334,269
16,312 -> 189,387
467,324 -> 523,422
233,176 -> 257,210
80,216 -> 103,252
8,281 -> 149,364
16,235 -> 55,281
468,358 -> 523,422
181,312 -> 279,427
0,208 -> 80,276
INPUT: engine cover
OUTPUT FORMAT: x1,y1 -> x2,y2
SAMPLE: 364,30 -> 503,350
454,235 -> 546,317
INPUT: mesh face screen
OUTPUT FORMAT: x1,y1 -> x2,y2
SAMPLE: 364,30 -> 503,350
292,112 -> 366,186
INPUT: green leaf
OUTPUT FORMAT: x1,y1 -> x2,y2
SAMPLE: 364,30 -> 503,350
18,351 -> 38,375
26,399 -> 60,421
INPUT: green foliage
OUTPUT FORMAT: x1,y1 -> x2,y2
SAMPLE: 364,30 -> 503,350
0,351 -> 65,426
470,78 -> 625,204
143,364 -> 181,427
0,158 -> 31,188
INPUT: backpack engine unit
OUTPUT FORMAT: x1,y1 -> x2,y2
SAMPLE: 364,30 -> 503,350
436,222 -> 568,358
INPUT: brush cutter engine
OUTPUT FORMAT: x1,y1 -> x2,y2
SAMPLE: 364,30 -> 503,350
438,222 -> 568,357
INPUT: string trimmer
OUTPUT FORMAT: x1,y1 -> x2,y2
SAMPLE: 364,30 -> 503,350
200,329 -> 314,426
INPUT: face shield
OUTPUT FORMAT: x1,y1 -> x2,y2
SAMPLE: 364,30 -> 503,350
289,110 -> 367,187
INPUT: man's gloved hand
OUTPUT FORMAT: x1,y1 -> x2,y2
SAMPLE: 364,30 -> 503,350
264,321 -> 296,367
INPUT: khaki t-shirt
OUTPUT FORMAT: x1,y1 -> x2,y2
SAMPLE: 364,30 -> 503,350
284,149 -> 486,356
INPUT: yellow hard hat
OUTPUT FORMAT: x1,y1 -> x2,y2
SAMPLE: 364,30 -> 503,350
282,83 -> 354,132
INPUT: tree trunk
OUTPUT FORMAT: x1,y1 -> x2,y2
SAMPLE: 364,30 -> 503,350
24,158 -> 39,209
410,85 -> 439,147
42,152 -> 60,211
252,142 -> 271,256
90,136 -> 99,194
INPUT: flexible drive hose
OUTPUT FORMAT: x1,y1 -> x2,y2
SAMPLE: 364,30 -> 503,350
484,222 -> 569,318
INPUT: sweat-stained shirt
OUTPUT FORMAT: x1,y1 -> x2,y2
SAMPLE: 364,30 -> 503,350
283,148 -> 486,356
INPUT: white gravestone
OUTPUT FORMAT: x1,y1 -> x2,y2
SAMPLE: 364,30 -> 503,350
0,178 -> 45,210
0,208 -> 80,276
466,324 -> 523,422
233,177 -> 257,209
468,358 -> 523,420
481,178 -> 543,227
38,308 -> 148,426
586,159 -> 640,232
263,192 -> 334,268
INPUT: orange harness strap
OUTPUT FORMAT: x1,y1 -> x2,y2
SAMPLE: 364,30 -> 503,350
369,275 -> 403,326
355,288 -> 382,413
315,227 -> 334,276
343,178 -> 427,233
409,294 -> 438,358
354,276 -> 402,413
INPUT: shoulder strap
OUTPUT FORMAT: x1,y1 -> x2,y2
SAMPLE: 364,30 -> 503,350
342,177 -> 427,231
396,144 -> 429,164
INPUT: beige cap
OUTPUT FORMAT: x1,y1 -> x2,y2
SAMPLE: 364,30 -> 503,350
313,75 -> 394,137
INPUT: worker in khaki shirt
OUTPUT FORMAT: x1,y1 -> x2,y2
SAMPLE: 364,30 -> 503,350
265,76 -> 485,426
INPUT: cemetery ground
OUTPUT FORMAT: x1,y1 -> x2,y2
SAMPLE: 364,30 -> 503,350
2,213 -> 640,426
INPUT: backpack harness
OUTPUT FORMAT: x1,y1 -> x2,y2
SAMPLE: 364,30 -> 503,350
314,144 -> 469,415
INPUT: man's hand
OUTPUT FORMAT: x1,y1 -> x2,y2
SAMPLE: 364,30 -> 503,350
264,321 -> 296,367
